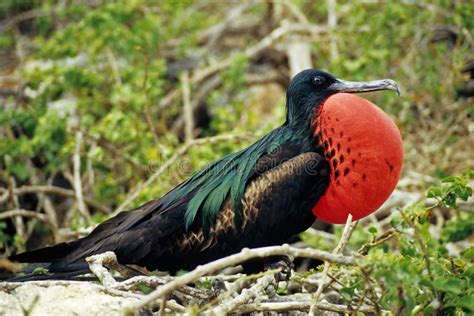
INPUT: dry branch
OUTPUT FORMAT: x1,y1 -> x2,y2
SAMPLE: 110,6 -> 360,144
235,300 -> 378,314
125,244 -> 356,312
0,209 -> 50,223
7,177 -> 26,243
73,131 -> 90,219
310,215 -> 357,314
180,71 -> 194,143
86,251 -> 119,288
206,271 -> 278,315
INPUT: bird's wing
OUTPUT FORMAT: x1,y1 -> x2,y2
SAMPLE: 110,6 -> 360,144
170,128 -> 297,230
119,151 -> 329,272
10,132 -> 322,274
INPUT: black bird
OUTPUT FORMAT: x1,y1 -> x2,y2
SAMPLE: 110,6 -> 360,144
9,69 -> 402,277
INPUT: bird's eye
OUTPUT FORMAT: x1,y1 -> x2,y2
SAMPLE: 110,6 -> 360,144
312,76 -> 325,86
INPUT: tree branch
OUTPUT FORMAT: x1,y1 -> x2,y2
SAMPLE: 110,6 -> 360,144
0,209 -> 50,223
73,131 -> 90,219
309,215 -> 357,314
125,244 -> 356,312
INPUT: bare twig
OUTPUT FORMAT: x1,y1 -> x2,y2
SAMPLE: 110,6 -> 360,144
142,51 -> 161,148
86,251 -> 120,288
327,0 -> 339,60
170,75 -> 220,135
180,71 -> 194,143
73,131 -> 90,219
0,8 -> 58,33
281,0 -> 310,25
8,177 -> 25,243
234,300 -> 378,314
83,134 -> 148,175
309,215 -> 357,315
207,270 -> 278,315
304,227 -> 336,241
25,160 -> 59,240
287,40 -> 312,77
357,228 -> 397,255
204,1 -> 255,50
125,244 -> 356,312
0,209 -> 50,223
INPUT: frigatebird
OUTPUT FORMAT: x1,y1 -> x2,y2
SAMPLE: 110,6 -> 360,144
9,69 -> 403,277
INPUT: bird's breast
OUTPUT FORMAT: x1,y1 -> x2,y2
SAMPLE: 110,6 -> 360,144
311,93 -> 403,224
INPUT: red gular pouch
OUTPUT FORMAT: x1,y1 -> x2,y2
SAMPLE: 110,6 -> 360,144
312,93 -> 403,224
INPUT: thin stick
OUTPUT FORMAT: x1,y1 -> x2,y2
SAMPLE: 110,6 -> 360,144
234,300 -> 378,314
181,71 -> 194,143
125,244 -> 356,313
8,177 -> 25,242
142,50 -> 161,148
86,252 -> 119,288
357,228 -> 396,255
73,131 -> 90,219
0,209 -> 50,223
327,0 -> 339,60
26,160 -> 59,239
309,215 -> 356,315
206,271 -> 278,315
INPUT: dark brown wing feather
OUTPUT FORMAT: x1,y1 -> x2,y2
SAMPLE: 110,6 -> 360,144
10,149 -> 328,275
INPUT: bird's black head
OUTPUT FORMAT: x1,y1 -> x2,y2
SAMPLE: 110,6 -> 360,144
285,69 -> 338,127
285,69 -> 399,129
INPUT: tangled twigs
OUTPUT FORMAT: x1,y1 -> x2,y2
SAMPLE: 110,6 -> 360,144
358,228 -> 397,255
124,244 -> 356,313
206,270 -> 279,315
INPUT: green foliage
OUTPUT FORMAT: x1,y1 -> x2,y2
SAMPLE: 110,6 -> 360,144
195,278 -> 213,290
442,213 -> 474,243
31,267 -> 49,275
336,170 -> 474,314
428,171 -> 474,208
0,222 -> 11,249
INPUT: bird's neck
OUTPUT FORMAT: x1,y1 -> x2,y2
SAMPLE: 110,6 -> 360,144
285,95 -> 326,138
281,118 -> 324,156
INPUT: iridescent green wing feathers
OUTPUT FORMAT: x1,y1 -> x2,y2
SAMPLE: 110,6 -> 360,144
162,128 -> 296,231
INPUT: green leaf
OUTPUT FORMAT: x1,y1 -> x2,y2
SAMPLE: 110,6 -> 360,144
428,278 -> 466,295
32,267 -> 49,275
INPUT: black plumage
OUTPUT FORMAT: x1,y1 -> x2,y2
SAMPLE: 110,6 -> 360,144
9,69 -> 398,277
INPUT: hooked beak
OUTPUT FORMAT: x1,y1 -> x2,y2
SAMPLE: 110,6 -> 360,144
330,79 -> 400,96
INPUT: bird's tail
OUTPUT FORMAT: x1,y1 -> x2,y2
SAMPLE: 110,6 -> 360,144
7,266 -> 90,282
9,240 -> 81,263
7,239 -> 90,281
